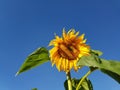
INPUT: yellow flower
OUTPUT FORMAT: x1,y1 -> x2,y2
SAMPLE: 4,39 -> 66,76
49,29 -> 90,72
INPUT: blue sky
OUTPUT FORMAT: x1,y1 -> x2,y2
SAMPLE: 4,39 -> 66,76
0,0 -> 120,90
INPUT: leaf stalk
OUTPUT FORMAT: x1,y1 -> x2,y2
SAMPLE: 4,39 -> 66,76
76,68 -> 95,90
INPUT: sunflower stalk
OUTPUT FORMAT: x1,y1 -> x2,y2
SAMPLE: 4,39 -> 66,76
66,71 -> 72,90
76,68 -> 95,90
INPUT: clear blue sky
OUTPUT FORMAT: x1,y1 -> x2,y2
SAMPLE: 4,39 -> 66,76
0,0 -> 120,90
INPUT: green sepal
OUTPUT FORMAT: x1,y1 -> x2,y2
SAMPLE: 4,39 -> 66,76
77,49 -> 120,83
64,78 -> 93,90
16,47 -> 50,75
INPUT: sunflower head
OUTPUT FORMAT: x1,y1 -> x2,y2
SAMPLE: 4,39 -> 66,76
49,29 -> 90,72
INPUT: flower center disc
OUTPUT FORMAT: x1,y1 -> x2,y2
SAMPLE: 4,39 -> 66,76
59,43 -> 79,60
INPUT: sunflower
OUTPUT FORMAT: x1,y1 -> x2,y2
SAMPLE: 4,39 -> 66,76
49,29 -> 90,72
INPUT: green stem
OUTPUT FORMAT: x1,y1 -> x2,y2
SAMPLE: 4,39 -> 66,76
76,68 -> 95,90
66,71 -> 72,90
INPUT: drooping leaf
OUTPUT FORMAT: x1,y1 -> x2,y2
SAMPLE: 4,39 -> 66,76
16,47 -> 50,75
64,78 -> 93,90
101,69 -> 120,83
77,50 -> 120,83
99,59 -> 120,75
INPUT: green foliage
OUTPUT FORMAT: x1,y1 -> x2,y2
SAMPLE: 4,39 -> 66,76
77,50 -> 120,83
32,88 -> 38,90
91,50 -> 103,56
16,47 -> 50,75
64,78 -> 93,90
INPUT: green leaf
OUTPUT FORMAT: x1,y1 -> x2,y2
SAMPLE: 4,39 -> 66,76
91,50 -> 103,56
77,50 -> 102,68
99,59 -> 120,75
16,47 -> 50,75
77,50 -> 120,83
101,69 -> 120,83
32,88 -> 38,90
64,78 -> 93,90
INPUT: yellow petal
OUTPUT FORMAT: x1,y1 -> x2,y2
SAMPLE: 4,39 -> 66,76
69,61 -> 73,70
75,31 -> 79,36
83,39 -> 86,43
61,58 -> 66,71
65,59 -> 69,72
73,60 -> 78,71
49,47 -> 58,55
56,58 -> 62,71
62,28 -> 66,38
79,34 -> 85,40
